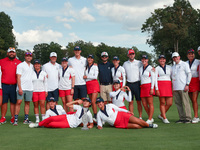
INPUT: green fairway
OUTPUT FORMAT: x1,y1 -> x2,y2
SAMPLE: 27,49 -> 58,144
1,97 -> 200,150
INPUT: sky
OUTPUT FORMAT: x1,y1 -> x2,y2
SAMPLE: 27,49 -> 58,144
0,0 -> 199,53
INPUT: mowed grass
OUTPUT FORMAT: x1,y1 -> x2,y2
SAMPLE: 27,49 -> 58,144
1,96 -> 200,150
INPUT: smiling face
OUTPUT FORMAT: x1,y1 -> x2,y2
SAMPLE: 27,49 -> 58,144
7,51 -> 16,60
61,60 -> 68,68
113,83 -> 120,90
158,58 -> 166,66
187,52 -> 195,61
49,101 -> 56,109
141,58 -> 148,65
74,50 -> 81,57
112,60 -> 120,67
83,100 -> 91,108
97,101 -> 104,110
172,56 -> 180,64
25,55 -> 33,63
50,56 -> 57,63
87,57 -> 94,64
34,63 -> 41,70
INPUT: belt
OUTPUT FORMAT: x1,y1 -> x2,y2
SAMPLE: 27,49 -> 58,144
127,81 -> 140,84
100,82 -> 111,85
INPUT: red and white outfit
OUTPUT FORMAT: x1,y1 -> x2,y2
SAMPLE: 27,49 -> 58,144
109,89 -> 132,109
43,105 -> 66,120
97,104 -> 131,128
39,105 -> 93,128
0,66 -> 2,96
186,59 -> 199,92
139,65 -> 155,97
58,66 -> 75,97
32,70 -> 47,102
155,65 -> 172,97
85,64 -> 100,94
111,65 -> 126,88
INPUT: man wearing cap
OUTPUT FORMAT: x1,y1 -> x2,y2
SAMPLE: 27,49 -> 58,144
0,47 -> 21,124
123,49 -> 143,118
42,52 -> 60,109
172,52 -> 192,123
14,52 -> 34,125
98,52 -> 114,104
68,46 -> 87,101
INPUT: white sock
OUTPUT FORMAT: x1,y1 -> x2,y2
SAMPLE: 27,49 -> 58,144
35,114 -> 40,122
42,114 -> 45,120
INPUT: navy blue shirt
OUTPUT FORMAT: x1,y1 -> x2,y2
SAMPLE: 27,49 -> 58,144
98,62 -> 114,84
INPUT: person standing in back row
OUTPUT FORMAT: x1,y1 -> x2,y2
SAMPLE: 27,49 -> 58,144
98,52 -> 114,104
123,49 -> 143,119
42,52 -> 60,110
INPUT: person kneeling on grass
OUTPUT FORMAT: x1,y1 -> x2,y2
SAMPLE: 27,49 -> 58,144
96,97 -> 158,129
29,98 -> 94,128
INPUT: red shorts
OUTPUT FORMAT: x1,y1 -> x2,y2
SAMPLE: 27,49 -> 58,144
0,89 -> 2,96
189,77 -> 199,92
32,92 -> 46,102
59,90 -> 72,97
140,83 -> 154,97
86,80 -> 100,94
158,81 -> 173,97
119,106 -> 127,110
114,112 -> 132,128
112,82 -> 123,91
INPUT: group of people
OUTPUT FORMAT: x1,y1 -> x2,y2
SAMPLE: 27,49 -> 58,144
0,45 -> 200,130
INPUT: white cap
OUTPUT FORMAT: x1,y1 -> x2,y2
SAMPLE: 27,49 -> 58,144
7,47 -> 16,53
172,52 -> 179,58
197,46 -> 200,51
101,52 -> 108,57
50,52 -> 57,57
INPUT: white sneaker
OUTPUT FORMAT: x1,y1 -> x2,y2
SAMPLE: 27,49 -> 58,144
29,123 -> 39,128
162,118 -> 170,124
139,117 -> 143,120
151,118 -> 154,123
146,119 -> 153,124
158,115 -> 163,120
192,117 -> 199,124
152,124 -> 158,128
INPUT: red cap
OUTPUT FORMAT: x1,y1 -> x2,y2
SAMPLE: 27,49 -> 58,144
128,49 -> 135,55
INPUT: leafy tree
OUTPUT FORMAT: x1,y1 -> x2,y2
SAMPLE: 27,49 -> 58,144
0,12 -> 16,59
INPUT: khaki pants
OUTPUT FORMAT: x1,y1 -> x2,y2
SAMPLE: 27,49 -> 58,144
100,84 -> 112,102
173,90 -> 192,120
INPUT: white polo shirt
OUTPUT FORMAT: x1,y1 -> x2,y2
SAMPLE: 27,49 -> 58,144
68,56 -> 87,85
58,66 -> 75,90
16,61 -> 33,91
97,104 -> 128,127
43,105 -> 66,120
155,65 -> 172,90
186,59 -> 199,78
66,105 -> 93,128
110,89 -> 131,108
123,59 -> 142,83
0,66 -> 2,89
111,66 -> 126,86
32,70 -> 47,92
139,65 -> 155,89
85,64 -> 99,82
42,62 -> 60,91
172,60 -> 192,90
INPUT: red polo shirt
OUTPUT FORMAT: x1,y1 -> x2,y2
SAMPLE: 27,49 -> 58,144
0,57 -> 21,84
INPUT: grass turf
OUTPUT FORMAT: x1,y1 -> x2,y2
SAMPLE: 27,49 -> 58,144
1,97 -> 200,150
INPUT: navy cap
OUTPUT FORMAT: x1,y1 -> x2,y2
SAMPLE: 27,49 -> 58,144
113,80 -> 120,84
142,55 -> 148,59
74,46 -> 81,51
83,97 -> 91,103
61,57 -> 68,62
113,56 -> 119,61
188,49 -> 194,54
96,97 -> 104,104
159,55 -> 166,59
87,54 -> 94,59
33,59 -> 41,65
48,97 -> 56,102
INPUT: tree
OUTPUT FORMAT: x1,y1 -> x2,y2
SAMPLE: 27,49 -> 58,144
142,0 -> 198,62
0,12 -> 16,59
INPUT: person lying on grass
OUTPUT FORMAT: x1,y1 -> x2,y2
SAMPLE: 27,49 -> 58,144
96,97 -> 158,129
29,98 -> 94,128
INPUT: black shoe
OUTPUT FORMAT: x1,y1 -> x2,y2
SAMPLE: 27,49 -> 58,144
184,120 -> 191,124
175,120 -> 184,123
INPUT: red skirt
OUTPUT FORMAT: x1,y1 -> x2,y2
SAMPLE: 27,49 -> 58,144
140,83 -> 154,97
119,106 -> 127,110
112,82 -> 123,91
158,81 -> 173,97
86,80 -> 100,94
59,89 -> 72,97
0,89 -> 2,96
189,77 -> 199,92
32,92 -> 46,102
114,112 -> 132,128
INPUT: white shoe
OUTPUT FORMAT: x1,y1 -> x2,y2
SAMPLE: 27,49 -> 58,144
158,115 -> 163,120
192,117 -> 199,124
29,123 -> 39,128
151,118 -> 154,123
162,118 -> 170,124
139,117 -> 143,120
152,124 -> 158,128
146,119 -> 153,124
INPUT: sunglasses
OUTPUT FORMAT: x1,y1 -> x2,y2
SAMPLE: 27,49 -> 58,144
25,52 -> 32,56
